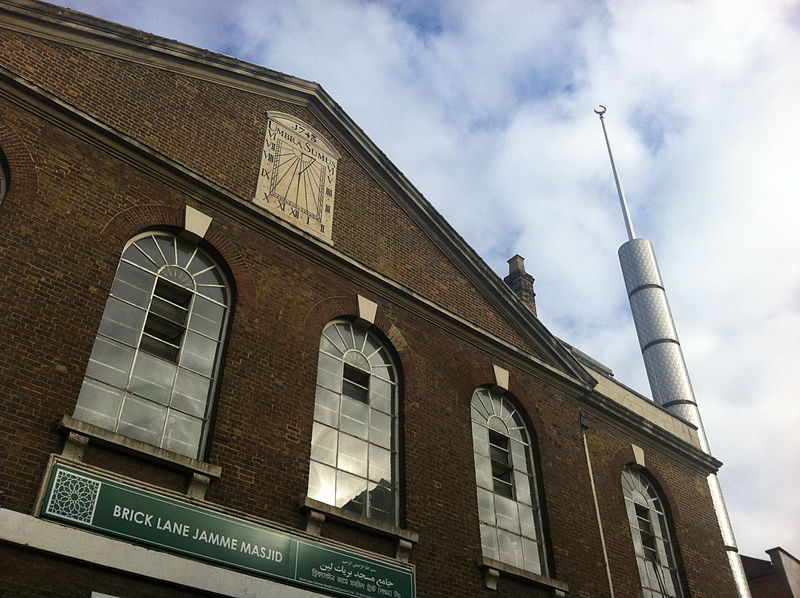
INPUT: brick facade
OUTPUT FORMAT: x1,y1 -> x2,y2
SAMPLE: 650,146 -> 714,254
0,2 -> 739,597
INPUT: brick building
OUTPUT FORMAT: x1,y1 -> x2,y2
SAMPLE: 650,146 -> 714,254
0,1 -> 741,596
743,548 -> 800,598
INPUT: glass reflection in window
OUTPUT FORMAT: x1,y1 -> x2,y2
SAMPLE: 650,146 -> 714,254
308,320 -> 398,524
471,387 -> 546,575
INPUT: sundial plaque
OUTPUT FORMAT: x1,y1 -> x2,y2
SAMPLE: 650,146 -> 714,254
254,112 -> 340,243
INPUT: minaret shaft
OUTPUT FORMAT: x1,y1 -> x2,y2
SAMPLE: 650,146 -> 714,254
618,239 -> 710,450
596,106 -> 751,598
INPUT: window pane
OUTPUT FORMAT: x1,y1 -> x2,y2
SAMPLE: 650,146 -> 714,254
148,299 -> 188,332
508,424 -> 525,443
368,480 -> 394,521
186,251 -> 214,275
111,262 -> 155,307
154,236 -> 175,265
511,440 -> 530,474
308,462 -> 336,505
319,334 -> 341,356
163,411 -> 202,457
180,331 -> 217,376
342,378 -> 368,403
370,378 -> 392,414
352,327 -> 366,352
368,445 -> 391,484
472,394 -> 491,421
514,470 -> 532,505
97,297 -> 146,346
130,353 -> 176,404
196,284 -> 226,304
480,523 -> 499,561
175,238 -> 196,269
474,455 -> 492,490
117,394 -> 166,446
338,434 -> 368,477
171,369 -> 211,417
316,367 -> 341,393
370,376 -> 391,399
188,296 -> 225,339
322,330 -> 347,355
334,323 -> 354,350
310,423 -> 338,466
314,386 -> 340,426
124,239 -> 160,271
74,379 -> 124,429
85,337 -> 135,387
369,410 -> 392,448
336,470 -> 367,513
362,335 -> 382,361
522,537 -> 542,574
139,332 -> 180,362
370,364 -> 394,383
494,494 -> 520,533
318,352 -> 341,376
194,266 -> 225,287
340,396 -> 368,439
477,487 -> 496,525
497,529 -> 524,570
519,504 -> 537,539
472,421 -> 489,456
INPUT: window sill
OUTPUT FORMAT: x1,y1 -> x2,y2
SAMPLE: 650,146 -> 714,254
478,556 -> 568,595
59,414 -> 222,481
299,496 -> 418,562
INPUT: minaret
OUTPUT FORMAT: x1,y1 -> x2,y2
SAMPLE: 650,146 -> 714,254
595,106 -> 751,597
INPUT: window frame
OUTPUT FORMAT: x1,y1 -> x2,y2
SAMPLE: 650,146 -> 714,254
470,386 -> 548,576
307,319 -> 399,525
73,231 -> 232,460
621,466 -> 685,598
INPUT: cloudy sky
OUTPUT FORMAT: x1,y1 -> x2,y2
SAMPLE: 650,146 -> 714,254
51,0 -> 799,560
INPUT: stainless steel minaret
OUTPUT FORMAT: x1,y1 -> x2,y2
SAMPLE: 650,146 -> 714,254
595,106 -> 751,597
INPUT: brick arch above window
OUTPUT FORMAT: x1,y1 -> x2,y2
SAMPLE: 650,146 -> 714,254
456,368 -> 547,439
302,295 -> 415,382
0,118 -> 39,206
96,203 -> 256,312
609,445 -> 685,528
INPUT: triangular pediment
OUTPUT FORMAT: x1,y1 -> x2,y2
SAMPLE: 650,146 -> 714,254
0,1 -> 595,387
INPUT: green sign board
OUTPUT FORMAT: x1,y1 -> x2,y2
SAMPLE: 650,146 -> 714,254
40,464 -> 413,598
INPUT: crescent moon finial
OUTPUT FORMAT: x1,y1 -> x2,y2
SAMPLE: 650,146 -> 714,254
594,105 -> 607,116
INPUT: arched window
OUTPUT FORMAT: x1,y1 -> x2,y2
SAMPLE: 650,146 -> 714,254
74,232 -> 230,459
621,466 -> 684,597
471,387 -> 547,574
307,320 -> 398,524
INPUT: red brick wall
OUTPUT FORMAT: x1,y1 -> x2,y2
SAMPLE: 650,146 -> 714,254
748,575 -> 790,598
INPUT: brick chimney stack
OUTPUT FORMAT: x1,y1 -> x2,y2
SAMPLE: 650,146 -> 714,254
504,255 -> 537,316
